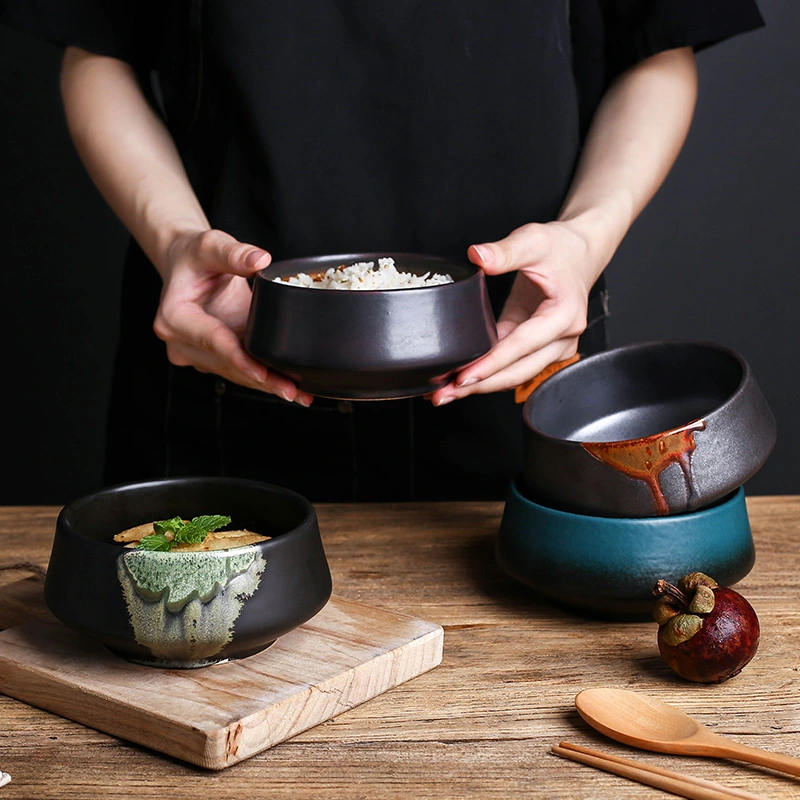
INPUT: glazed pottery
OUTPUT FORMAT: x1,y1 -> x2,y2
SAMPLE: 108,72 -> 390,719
495,480 -> 755,620
522,341 -> 776,518
44,477 -> 332,668
244,252 -> 497,399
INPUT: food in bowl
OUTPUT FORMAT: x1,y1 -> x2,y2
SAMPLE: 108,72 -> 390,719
274,257 -> 454,290
44,477 -> 332,668
114,514 -> 270,551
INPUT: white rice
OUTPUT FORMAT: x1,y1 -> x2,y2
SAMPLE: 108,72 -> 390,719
274,257 -> 454,290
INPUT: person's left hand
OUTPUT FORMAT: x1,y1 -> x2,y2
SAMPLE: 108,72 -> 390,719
429,220 -> 603,405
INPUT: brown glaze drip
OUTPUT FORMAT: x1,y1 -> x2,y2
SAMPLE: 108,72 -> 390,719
581,419 -> 707,515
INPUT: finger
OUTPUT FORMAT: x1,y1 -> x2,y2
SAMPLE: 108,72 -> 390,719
166,322 -> 268,391
467,223 -> 550,276
453,303 -> 572,387
462,343 -> 576,397
495,274 -> 547,330
162,305 -> 311,404
169,337 -> 314,405
167,337 -> 263,386
430,339 -> 576,403
495,318 -> 519,341
194,230 -> 272,278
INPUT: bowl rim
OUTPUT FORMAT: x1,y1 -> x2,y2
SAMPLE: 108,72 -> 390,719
56,476 -> 317,554
254,251 -> 483,296
521,339 -> 750,447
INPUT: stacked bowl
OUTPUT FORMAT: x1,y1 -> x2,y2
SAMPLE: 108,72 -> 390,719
496,341 -> 777,619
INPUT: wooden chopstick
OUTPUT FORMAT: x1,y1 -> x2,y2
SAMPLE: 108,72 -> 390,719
552,742 -> 769,800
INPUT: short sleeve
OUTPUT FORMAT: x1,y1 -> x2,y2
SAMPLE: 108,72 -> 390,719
571,0 -> 764,136
0,0 -> 158,69
599,0 -> 765,78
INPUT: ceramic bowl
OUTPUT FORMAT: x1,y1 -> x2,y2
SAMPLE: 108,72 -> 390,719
521,341 -> 776,518
244,252 -> 497,399
44,477 -> 332,668
496,480 -> 755,619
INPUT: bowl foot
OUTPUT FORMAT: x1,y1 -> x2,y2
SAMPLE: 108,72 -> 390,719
104,639 -> 277,669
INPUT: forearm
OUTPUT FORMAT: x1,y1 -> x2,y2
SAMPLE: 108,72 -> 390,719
559,47 -> 698,281
446,47 -> 698,399
59,46 -> 210,275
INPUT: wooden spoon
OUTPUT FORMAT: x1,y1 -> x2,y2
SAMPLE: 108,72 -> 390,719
575,688 -> 800,777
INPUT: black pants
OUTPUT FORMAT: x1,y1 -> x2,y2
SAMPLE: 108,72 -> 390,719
104,276 -> 609,503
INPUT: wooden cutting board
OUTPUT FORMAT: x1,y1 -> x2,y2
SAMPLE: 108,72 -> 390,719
0,577 -> 443,769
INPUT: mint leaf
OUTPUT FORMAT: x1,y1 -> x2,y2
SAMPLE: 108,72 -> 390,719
134,515 -> 232,550
173,515 -> 232,544
153,517 -> 186,537
136,533 -> 174,551
192,514 -> 232,533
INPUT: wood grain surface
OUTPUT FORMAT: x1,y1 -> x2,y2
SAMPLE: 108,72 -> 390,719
1,498 -> 800,799
0,594 -> 443,769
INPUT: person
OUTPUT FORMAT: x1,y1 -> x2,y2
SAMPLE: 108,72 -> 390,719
2,1 -> 764,502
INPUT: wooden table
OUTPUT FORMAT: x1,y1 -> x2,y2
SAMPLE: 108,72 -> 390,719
1,498 -> 799,799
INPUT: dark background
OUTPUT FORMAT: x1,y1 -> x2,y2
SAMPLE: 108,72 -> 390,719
1,2 -> 798,505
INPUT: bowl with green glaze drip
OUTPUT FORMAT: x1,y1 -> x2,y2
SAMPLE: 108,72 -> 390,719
496,479 -> 755,621
44,477 -> 332,668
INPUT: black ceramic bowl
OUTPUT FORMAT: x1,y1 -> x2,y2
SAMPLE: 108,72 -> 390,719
496,480 -> 755,620
244,252 -> 498,399
522,341 -> 776,518
44,477 -> 332,668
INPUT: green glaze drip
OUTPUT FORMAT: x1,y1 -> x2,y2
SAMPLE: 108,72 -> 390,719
121,550 -> 259,611
116,548 -> 266,666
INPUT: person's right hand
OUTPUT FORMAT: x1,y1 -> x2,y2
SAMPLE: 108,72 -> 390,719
153,228 -> 313,405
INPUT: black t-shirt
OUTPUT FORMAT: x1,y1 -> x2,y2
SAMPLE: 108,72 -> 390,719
2,1 -> 765,501
3,1 -> 765,256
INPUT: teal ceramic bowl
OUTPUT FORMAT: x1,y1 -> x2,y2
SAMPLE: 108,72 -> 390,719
496,481 -> 755,620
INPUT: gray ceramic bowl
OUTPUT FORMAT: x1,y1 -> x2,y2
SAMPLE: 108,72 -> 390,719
522,341 -> 776,518
44,477 -> 332,668
496,480 -> 755,619
244,252 -> 497,399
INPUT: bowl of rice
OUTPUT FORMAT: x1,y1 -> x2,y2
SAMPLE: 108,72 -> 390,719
244,252 -> 498,399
